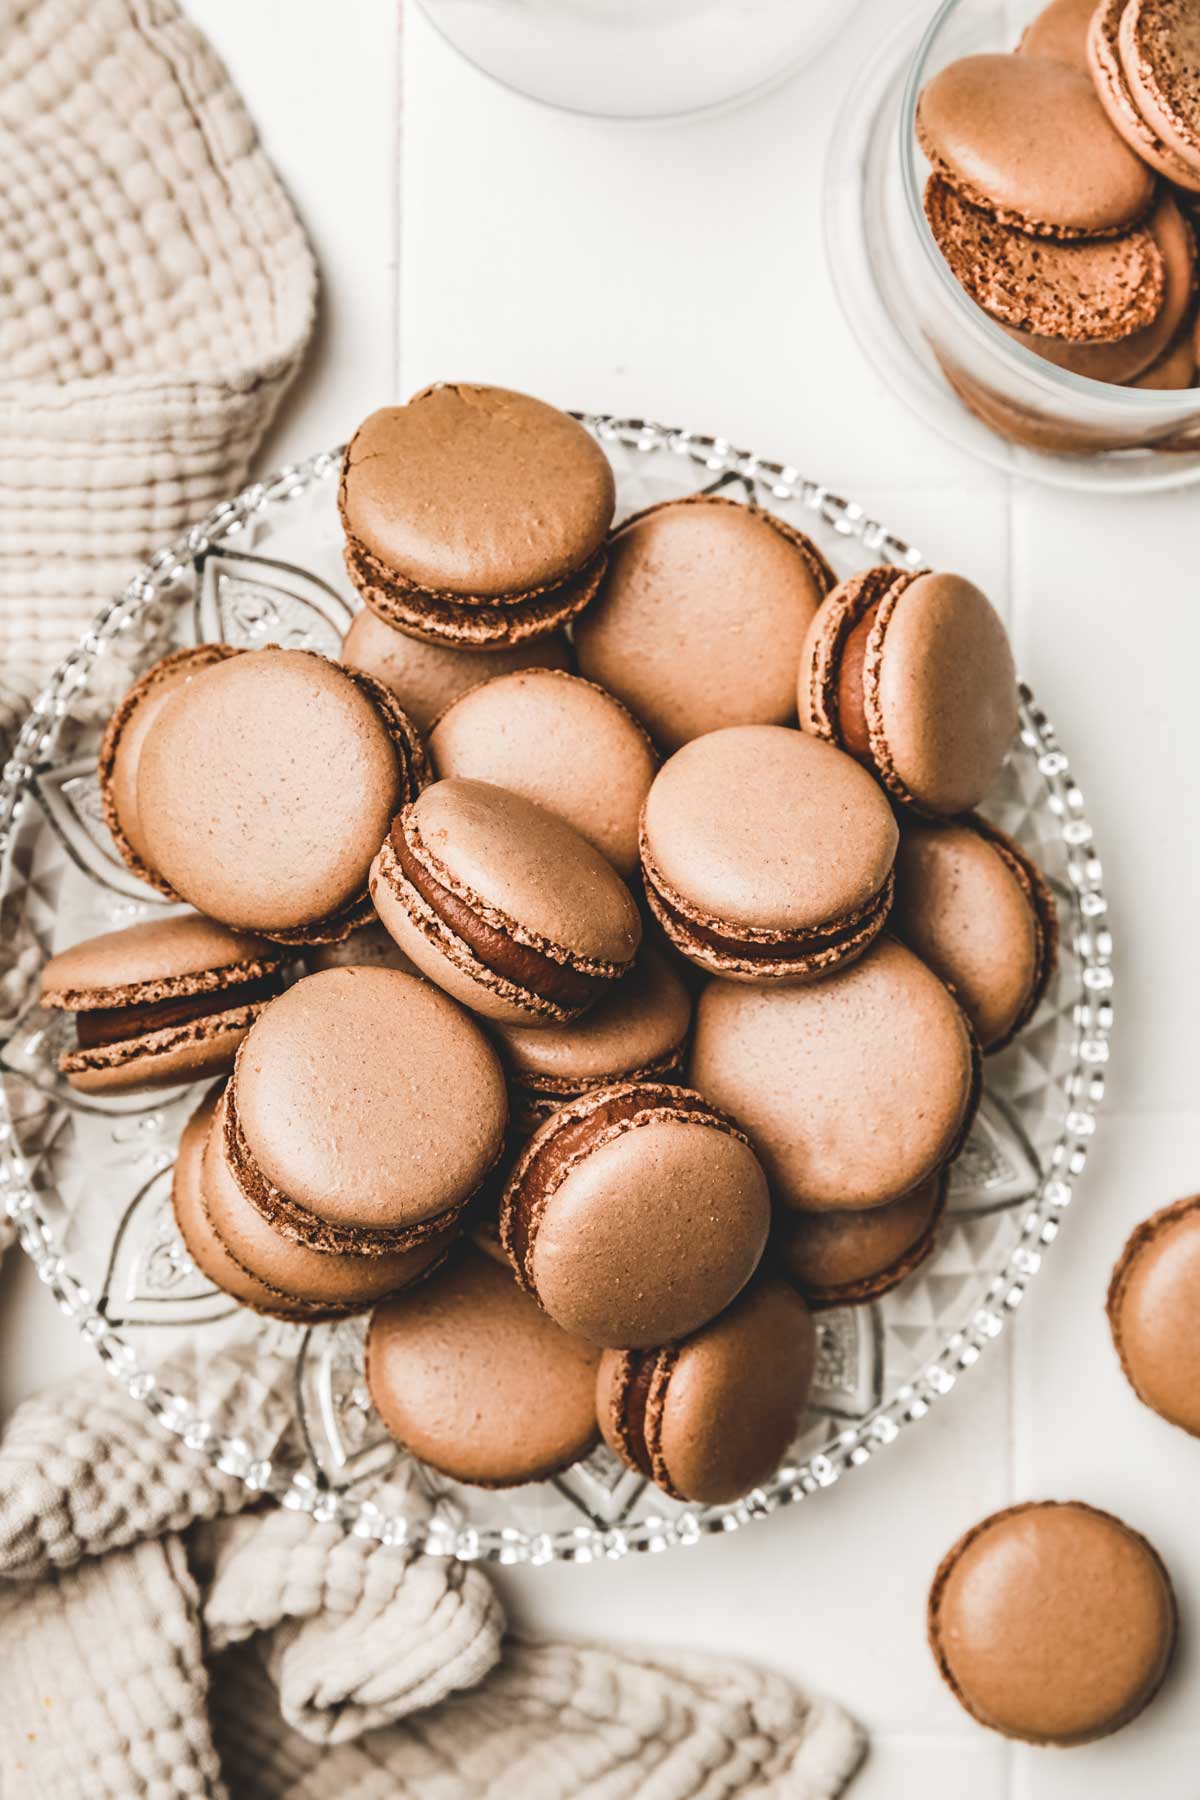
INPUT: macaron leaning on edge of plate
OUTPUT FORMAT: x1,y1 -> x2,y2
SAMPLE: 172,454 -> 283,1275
799,567 -> 1018,819
130,645 -> 428,945
499,1080 -> 771,1349
338,382 -> 616,649
595,1278 -> 817,1505
40,913 -> 287,1095
370,777 -> 642,1027
639,724 -> 899,984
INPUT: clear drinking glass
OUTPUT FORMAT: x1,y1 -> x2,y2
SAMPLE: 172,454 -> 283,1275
414,0 -> 859,120
825,0 -> 1200,491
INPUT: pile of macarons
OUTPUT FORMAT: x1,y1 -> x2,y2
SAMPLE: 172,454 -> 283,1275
40,380 -> 1055,1505
919,0 -> 1200,392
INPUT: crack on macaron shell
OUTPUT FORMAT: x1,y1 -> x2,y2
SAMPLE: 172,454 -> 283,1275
640,832 -> 895,983
98,642 -> 243,896
1089,0 -> 1200,190
927,1501 -> 1179,1745
500,1083 -> 752,1298
224,1052 -> 475,1256
344,538 -> 606,649
1106,1194 -> 1200,1430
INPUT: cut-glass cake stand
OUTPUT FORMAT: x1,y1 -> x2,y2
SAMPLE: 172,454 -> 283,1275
0,417 -> 1111,1564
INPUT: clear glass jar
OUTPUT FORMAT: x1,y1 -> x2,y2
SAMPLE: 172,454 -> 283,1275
824,0 -> 1200,491
414,0 -> 858,121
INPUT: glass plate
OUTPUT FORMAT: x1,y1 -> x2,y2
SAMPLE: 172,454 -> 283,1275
0,418 -> 1111,1564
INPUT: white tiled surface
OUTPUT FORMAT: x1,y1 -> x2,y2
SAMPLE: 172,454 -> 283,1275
2,1 -> 1199,1793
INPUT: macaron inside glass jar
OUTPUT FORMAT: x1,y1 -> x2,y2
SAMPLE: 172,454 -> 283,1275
222,966 -> 507,1257
40,914 -> 286,1096
366,1245 -> 600,1487
339,383 -> 615,649
500,1081 -> 771,1349
800,568 -> 1018,818
596,1279 -> 817,1505
574,494 -> 834,752
428,667 -> 657,878
371,778 -> 642,1026
129,646 -> 428,945
639,724 -> 898,984
689,936 -> 980,1213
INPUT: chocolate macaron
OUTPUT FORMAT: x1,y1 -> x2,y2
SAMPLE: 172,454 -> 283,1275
133,647 -> 427,944
339,383 -> 615,649
779,1172 -> 948,1309
99,643 -> 240,895
429,668 -> 657,879
596,1279 -> 817,1505
224,967 -> 507,1255
574,495 -> 835,753
916,52 -> 1155,238
40,914 -> 285,1095
689,937 -> 980,1212
492,948 -> 692,1133
371,778 -> 642,1026
929,1501 -> 1177,1744
341,605 -> 571,734
891,815 -> 1057,1054
1107,1196 -> 1200,1437
1119,0 -> 1200,182
500,1081 -> 771,1349
640,725 -> 898,984
800,568 -> 1018,819
366,1245 -> 600,1487
1089,0 -> 1200,191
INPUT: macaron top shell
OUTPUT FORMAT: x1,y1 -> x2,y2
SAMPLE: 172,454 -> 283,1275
870,573 -> 1017,817
1107,1196 -> 1200,1437
137,649 -> 420,934
41,913 -> 281,1008
688,938 -> 979,1212
916,53 -> 1155,236
928,1501 -> 1177,1745
366,1247 -> 600,1487
493,948 -> 691,1086
400,778 -> 642,968
574,496 -> 834,753
339,384 -> 615,598
1017,0 -> 1096,71
232,967 -> 507,1229
641,725 -> 898,933
341,605 -> 572,733
653,1280 -> 816,1504
429,669 -> 657,878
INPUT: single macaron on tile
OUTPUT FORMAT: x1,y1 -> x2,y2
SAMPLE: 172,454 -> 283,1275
778,1172 -> 948,1309
689,937 -> 981,1213
191,1089 -> 452,1314
640,725 -> 898,985
225,967 -> 507,1255
492,947 -> 692,1133
928,1501 -> 1178,1745
596,1279 -> 817,1505
428,668 -> 657,878
339,383 -> 615,649
923,176 -> 1166,343
371,778 -> 642,1027
99,643 -> 241,895
340,604 -> 571,733
574,495 -> 834,753
1089,0 -> 1200,191
1016,0 -> 1097,71
40,914 -> 286,1096
1119,0 -> 1200,182
916,52 -> 1156,238
134,647 -> 428,945
1107,1196 -> 1200,1437
500,1081 -> 771,1349
891,815 -> 1058,1054
800,568 -> 1018,819
366,1245 -> 600,1487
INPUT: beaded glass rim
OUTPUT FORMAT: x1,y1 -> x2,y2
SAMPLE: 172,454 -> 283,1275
0,417 -> 1112,1565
